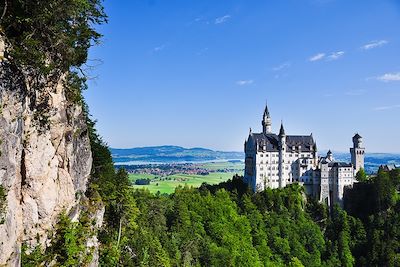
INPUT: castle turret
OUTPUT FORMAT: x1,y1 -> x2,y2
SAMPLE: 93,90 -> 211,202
350,133 -> 365,174
262,103 -> 272,134
327,150 -> 333,161
278,122 -> 286,188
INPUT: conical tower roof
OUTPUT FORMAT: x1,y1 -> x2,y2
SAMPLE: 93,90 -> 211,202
279,121 -> 285,136
263,102 -> 270,117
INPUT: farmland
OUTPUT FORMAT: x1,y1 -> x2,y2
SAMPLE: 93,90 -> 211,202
127,161 -> 244,194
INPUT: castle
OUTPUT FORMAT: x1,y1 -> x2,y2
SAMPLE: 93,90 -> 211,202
243,104 -> 365,206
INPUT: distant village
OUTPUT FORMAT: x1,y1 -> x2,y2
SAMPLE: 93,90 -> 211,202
117,162 -> 244,178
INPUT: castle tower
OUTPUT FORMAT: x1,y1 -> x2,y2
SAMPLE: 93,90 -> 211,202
278,122 -> 286,188
350,133 -> 365,174
262,103 -> 272,134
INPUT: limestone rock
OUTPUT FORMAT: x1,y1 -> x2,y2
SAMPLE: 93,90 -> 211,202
0,38 -> 98,265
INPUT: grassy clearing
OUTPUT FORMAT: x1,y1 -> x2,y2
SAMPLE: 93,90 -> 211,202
130,172 -> 239,194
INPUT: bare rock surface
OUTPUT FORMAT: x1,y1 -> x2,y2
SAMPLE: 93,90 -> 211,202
0,37 -> 96,266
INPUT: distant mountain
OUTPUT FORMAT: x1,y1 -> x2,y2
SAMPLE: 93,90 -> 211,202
111,145 -> 245,165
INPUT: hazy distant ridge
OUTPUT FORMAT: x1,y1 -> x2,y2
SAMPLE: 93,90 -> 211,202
111,145 -> 245,164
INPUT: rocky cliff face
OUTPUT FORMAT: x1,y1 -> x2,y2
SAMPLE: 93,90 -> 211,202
0,37 -> 96,266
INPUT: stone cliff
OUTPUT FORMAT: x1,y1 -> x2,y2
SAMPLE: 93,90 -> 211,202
0,37 -> 99,266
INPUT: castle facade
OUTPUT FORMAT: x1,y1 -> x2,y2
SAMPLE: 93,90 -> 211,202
243,104 -> 365,205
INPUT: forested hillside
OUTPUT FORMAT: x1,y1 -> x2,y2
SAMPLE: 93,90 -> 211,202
93,168 -> 400,266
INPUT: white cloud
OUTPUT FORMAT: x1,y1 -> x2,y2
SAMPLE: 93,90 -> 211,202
327,51 -> 345,61
361,40 -> 388,50
376,72 -> 400,82
153,44 -> 166,52
236,80 -> 254,86
272,62 -> 291,71
374,104 -> 400,111
215,15 -> 231,24
309,53 -> 325,62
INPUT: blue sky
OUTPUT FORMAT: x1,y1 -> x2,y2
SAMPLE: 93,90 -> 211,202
85,0 -> 400,153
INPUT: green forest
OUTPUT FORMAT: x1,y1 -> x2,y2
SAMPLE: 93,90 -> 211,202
2,0 -> 400,266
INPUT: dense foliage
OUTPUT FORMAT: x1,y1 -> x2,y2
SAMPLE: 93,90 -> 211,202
92,166 -> 400,267
0,0 -> 106,74
22,212 -> 96,266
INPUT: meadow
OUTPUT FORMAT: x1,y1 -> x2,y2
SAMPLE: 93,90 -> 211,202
130,171 -> 241,194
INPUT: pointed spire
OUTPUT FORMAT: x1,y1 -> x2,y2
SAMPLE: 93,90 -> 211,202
262,101 -> 272,134
279,121 -> 285,136
264,101 -> 270,117
327,149 -> 333,161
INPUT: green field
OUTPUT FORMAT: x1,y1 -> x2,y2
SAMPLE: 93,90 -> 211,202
196,161 -> 244,171
130,172 -> 239,194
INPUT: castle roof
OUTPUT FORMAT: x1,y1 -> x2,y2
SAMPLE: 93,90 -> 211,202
328,162 -> 353,168
248,132 -> 316,152
264,103 -> 270,117
279,123 -> 285,136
